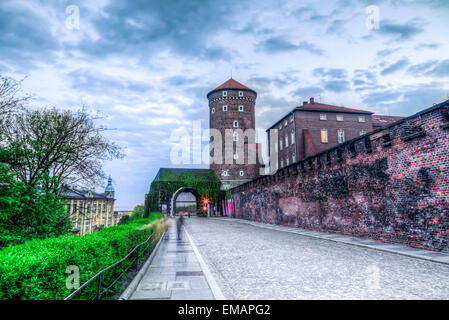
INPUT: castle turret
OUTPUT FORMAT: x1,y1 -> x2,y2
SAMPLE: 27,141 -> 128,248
207,78 -> 260,189
104,176 -> 115,198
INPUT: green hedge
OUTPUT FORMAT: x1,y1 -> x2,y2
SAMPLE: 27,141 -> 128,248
0,212 -> 164,300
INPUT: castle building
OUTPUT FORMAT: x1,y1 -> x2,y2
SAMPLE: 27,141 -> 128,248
207,78 -> 261,189
61,176 -> 116,235
267,97 -> 403,169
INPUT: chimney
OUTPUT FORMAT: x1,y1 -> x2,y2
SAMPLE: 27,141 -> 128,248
303,101 -> 307,105
310,97 -> 315,104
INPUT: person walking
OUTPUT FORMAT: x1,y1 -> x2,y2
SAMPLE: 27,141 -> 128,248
176,215 -> 184,240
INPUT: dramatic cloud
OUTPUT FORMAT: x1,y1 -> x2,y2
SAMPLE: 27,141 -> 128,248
0,0 -> 448,208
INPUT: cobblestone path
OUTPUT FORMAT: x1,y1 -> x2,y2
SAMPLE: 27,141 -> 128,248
183,217 -> 449,299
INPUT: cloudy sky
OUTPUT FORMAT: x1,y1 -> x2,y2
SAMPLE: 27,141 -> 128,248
1,0 -> 448,209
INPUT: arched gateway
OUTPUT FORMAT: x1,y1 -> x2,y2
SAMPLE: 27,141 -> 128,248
144,168 -> 222,217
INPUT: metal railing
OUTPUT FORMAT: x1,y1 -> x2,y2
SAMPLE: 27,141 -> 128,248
64,231 -> 156,300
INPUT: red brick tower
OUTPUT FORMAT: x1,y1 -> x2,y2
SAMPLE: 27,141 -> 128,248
207,78 -> 260,189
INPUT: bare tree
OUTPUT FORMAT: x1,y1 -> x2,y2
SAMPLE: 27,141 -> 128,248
0,75 -> 30,116
0,107 -> 124,191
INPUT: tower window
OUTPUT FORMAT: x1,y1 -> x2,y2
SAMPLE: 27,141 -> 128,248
211,108 -> 215,114
222,91 -> 227,97
239,91 -> 243,97
223,105 -> 228,111
221,170 -> 229,177
239,170 -> 244,176
233,154 -> 238,160
239,105 -> 244,112
233,121 -> 238,128
233,132 -> 239,141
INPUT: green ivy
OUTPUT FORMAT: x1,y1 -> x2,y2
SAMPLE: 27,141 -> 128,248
144,169 -> 221,216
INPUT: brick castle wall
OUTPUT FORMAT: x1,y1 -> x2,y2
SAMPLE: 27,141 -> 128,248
231,102 -> 449,251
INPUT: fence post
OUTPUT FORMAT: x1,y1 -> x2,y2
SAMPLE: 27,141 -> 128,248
97,273 -> 102,300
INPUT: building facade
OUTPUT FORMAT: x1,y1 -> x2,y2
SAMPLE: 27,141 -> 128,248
61,177 -> 116,235
207,78 -> 261,189
267,97 -> 403,169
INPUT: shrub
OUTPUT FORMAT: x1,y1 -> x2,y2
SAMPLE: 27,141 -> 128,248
0,164 -> 71,247
0,212 -> 165,300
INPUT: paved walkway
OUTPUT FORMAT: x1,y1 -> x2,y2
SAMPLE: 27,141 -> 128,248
183,217 -> 449,299
127,218 -> 222,300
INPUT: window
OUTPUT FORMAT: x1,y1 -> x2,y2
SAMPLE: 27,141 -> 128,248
279,124 -> 282,130
73,204 -> 77,213
284,120 -> 288,126
336,115 -> 344,122
223,105 -> 228,112
290,116 -> 294,123
291,131 -> 295,144
320,114 -> 327,121
222,91 -> 227,97
321,129 -> 328,143
239,91 -> 243,97
280,159 -> 284,168
233,154 -> 238,160
238,105 -> 244,112
275,142 -> 278,153
221,170 -> 229,177
358,116 -> 366,123
360,130 -> 366,136
211,108 -> 215,114
233,132 -> 239,141
286,157 -> 290,166
233,120 -> 238,128
239,170 -> 244,176
285,135 -> 288,147
280,139 -> 283,150
292,153 -> 296,162
338,129 -> 345,143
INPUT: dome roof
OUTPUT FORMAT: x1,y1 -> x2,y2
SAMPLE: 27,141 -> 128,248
105,176 -> 114,193
207,78 -> 256,98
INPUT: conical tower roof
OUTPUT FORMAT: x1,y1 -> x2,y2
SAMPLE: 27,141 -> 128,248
207,78 -> 257,98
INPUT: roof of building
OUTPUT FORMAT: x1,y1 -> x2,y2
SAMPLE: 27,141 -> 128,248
60,186 -> 114,200
104,176 -> 114,192
207,78 -> 257,98
296,99 -> 373,114
372,115 -> 404,126
266,98 -> 374,130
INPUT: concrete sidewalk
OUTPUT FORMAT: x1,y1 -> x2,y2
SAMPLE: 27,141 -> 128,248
213,217 -> 449,265
127,218 -> 223,300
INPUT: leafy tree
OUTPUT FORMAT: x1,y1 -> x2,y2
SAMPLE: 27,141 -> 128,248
131,204 -> 144,220
0,107 -> 124,191
118,215 -> 130,225
0,164 -> 71,247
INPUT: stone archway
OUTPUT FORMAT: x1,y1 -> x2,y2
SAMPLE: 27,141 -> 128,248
169,187 -> 200,216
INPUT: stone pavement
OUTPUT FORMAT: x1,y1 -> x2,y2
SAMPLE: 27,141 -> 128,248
183,216 -> 449,299
221,217 -> 449,265
126,218 -> 222,300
